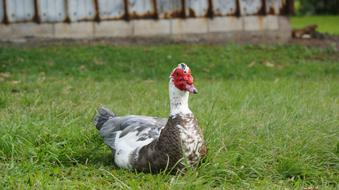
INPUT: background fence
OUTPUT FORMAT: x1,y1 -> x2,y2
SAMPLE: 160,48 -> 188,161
0,0 -> 293,42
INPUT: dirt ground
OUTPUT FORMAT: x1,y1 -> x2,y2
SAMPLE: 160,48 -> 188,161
0,32 -> 338,50
289,32 -> 339,50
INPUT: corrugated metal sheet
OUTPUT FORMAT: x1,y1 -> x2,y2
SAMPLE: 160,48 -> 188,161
37,0 -> 66,22
128,0 -> 155,19
186,0 -> 209,17
239,0 -> 263,15
0,0 -> 291,24
157,0 -> 183,19
67,0 -> 95,22
0,0 -> 3,22
212,0 -> 237,16
266,0 -> 286,15
98,0 -> 125,20
6,0 -> 35,23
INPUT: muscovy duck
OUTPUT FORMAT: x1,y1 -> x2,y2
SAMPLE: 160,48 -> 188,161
93,63 -> 207,172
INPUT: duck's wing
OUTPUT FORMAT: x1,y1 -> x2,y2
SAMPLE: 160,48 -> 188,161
99,115 -> 167,152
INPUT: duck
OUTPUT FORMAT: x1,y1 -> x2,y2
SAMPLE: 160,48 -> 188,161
93,63 -> 207,173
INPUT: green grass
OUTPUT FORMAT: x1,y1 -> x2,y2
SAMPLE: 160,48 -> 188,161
291,15 -> 339,35
0,44 -> 338,189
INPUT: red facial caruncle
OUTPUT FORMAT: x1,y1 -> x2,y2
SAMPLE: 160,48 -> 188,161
171,64 -> 198,94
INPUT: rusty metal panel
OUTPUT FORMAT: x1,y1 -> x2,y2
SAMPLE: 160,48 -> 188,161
186,0 -> 209,17
0,0 -> 3,22
37,0 -> 66,22
6,0 -> 35,23
67,0 -> 96,22
239,0 -> 263,15
98,0 -> 125,20
212,0 -> 237,16
157,0 -> 183,19
266,0 -> 286,15
128,0 -> 155,19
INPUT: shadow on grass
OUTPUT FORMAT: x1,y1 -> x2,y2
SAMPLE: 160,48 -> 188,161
69,149 -> 115,167
51,134 -> 117,168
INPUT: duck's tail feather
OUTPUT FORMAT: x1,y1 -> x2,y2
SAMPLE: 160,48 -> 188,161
93,107 -> 116,130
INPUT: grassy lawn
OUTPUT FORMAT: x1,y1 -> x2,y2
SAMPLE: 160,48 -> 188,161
291,15 -> 339,35
0,44 -> 338,189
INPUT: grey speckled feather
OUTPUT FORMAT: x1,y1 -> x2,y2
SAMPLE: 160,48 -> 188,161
131,113 -> 207,173
94,108 -> 167,153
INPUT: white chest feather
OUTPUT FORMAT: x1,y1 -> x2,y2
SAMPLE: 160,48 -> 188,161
169,80 -> 192,116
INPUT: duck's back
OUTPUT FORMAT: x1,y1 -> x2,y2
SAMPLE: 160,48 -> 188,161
97,112 -> 167,169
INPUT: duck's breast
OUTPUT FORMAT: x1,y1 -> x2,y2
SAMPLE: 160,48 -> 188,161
176,114 -> 205,166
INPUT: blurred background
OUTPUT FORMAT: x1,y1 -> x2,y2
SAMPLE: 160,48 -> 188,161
0,0 -> 338,42
294,0 -> 339,15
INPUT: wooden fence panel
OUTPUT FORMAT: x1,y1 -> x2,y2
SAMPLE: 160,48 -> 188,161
212,0 -> 237,16
157,0 -> 183,19
239,0 -> 263,15
68,0 -> 96,22
266,0 -> 285,15
37,0 -> 66,22
6,0 -> 35,23
128,0 -> 155,19
0,0 -> 3,22
186,0 -> 209,17
98,0 -> 125,20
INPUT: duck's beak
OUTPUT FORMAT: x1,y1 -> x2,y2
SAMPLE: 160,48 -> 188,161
186,84 -> 198,94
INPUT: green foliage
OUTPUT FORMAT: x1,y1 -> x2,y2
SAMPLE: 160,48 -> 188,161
0,44 -> 338,189
295,0 -> 339,15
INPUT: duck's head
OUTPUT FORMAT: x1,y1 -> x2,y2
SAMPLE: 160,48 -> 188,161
170,63 -> 197,94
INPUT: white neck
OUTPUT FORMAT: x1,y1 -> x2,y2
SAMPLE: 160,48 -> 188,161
169,79 -> 192,116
